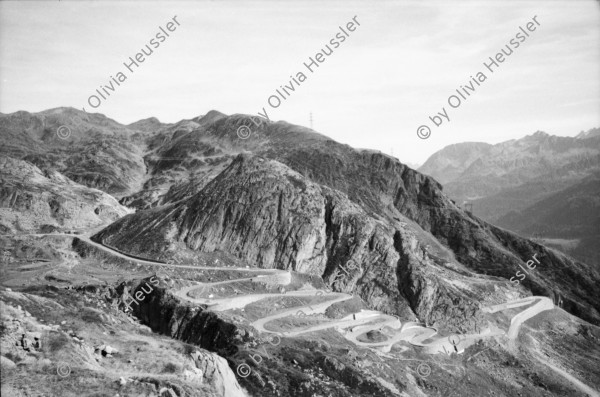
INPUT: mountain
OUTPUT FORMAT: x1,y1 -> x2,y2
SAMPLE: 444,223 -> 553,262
417,142 -> 493,185
127,117 -> 171,133
0,108 -> 148,197
418,129 -> 600,265
2,108 -> 600,397
419,130 -> 600,209
576,127 -> 600,139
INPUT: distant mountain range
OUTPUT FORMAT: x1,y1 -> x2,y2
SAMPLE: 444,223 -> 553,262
419,128 -> 600,265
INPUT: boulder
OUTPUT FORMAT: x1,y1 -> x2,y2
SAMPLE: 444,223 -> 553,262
94,344 -> 119,356
191,350 -> 246,397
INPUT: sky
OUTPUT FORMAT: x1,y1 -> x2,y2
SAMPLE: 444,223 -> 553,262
0,0 -> 599,165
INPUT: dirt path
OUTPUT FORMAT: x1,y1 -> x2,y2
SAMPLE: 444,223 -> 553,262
3,232 -> 282,274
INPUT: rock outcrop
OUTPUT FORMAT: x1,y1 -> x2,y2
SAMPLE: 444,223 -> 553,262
191,350 -> 248,397
115,278 -> 243,356
0,156 -> 130,233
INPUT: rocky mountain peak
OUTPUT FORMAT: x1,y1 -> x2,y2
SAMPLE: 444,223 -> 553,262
127,117 -> 166,132
196,109 -> 228,124
576,127 -> 600,139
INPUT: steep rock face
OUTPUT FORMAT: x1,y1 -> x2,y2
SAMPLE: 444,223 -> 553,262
261,143 -> 453,239
117,279 -> 242,357
178,155 -> 330,275
192,350 -> 248,397
394,231 -> 483,329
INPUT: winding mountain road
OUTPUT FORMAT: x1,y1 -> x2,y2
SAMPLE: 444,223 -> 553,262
482,296 -> 555,341
5,231 -> 556,355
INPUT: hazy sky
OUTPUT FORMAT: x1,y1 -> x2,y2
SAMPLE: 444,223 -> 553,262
1,0 -> 599,164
